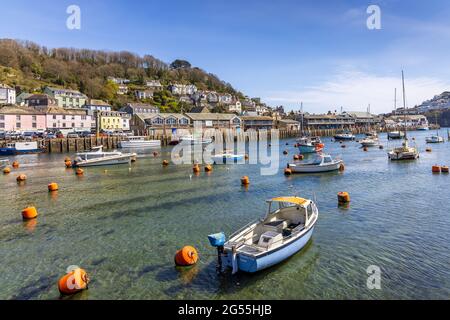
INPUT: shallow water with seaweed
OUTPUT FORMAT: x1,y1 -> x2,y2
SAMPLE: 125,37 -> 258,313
1,130 -> 450,299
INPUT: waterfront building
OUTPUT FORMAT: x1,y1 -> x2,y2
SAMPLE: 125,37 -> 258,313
0,105 -> 46,131
304,113 -> 356,130
384,115 -> 429,128
342,111 -> 382,127
44,107 -> 93,131
277,119 -> 301,131
98,110 -> 130,132
240,115 -> 274,130
185,113 -> 241,129
44,87 -> 88,108
133,113 -> 191,134
121,103 -> 159,116
0,84 -> 16,105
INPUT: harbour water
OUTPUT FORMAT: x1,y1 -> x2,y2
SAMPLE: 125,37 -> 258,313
1,130 -> 450,300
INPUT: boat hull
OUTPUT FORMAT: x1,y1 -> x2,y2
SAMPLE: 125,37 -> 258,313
388,151 -> 419,161
334,135 -> 354,141
225,226 -> 315,273
298,145 -> 316,153
211,155 -> 244,164
288,160 -> 342,173
74,155 -> 133,167
0,148 -> 43,156
119,141 -> 161,148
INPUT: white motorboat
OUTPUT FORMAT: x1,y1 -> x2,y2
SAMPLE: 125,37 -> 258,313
179,134 -> 213,145
388,140 -> 419,161
287,154 -> 343,173
387,131 -> 405,140
208,197 -> 318,274
0,141 -> 44,155
73,146 -> 137,167
119,136 -> 161,148
360,137 -> 379,147
425,135 -> 444,144
334,131 -> 355,141
417,125 -> 429,131
211,152 -> 245,164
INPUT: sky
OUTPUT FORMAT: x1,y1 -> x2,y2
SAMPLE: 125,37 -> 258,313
1,0 -> 450,114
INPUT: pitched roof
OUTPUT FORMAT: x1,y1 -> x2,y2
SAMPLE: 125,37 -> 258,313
136,113 -> 189,121
240,116 -> 273,121
43,106 -> 88,115
0,105 -> 45,115
185,113 -> 239,121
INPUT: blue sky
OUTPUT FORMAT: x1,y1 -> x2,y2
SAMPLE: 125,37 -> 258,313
1,0 -> 450,113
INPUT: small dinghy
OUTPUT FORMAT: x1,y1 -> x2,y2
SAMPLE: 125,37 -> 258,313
287,154 -> 343,173
209,197 -> 318,274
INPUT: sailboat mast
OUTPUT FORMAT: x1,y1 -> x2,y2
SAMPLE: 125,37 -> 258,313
300,102 -> 304,135
402,71 -> 407,138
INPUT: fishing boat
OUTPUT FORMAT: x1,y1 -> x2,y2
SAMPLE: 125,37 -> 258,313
119,136 -> 161,148
72,146 -> 136,167
0,141 -> 44,156
388,71 -> 419,161
211,152 -> 245,164
208,197 -> 318,274
360,131 -> 379,147
425,135 -> 444,143
296,136 -> 324,153
334,131 -> 355,141
417,125 -> 429,131
179,134 -> 213,145
0,158 -> 10,169
287,154 -> 343,173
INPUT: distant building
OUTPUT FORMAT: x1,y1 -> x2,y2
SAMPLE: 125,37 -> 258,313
135,90 -> 154,100
218,93 -> 233,105
189,106 -> 210,113
342,111 -> 381,127
117,84 -> 128,95
121,103 -> 159,115
146,80 -> 163,91
225,100 -> 242,114
44,87 -> 88,108
83,99 -> 112,112
16,92 -> 32,106
0,105 -> 46,131
169,84 -> 197,96
304,113 -> 355,130
98,110 -> 130,132
107,77 -> 130,85
0,84 -> 16,105
384,115 -> 429,128
25,94 -> 58,109
240,116 -> 274,130
185,113 -> 241,129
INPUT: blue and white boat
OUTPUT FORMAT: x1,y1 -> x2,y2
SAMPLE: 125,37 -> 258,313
296,136 -> 323,154
0,141 -> 43,156
209,197 -> 318,274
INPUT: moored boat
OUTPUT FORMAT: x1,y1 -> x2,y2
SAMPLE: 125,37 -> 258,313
72,146 -> 136,167
388,140 -> 419,161
387,131 -> 405,140
425,135 -> 444,143
360,137 -> 379,147
0,141 -> 44,156
287,154 -> 343,173
211,152 -> 245,164
209,197 -> 318,274
334,131 -> 355,141
179,134 -> 213,145
119,136 -> 161,148
296,136 -> 324,153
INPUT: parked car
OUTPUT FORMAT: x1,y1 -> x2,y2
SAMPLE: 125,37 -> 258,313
67,132 -> 80,138
22,132 -> 36,140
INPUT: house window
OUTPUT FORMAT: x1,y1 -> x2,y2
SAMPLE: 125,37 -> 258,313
72,123 -> 75,128
62,115 -> 66,120
32,123 -> 37,128
63,123 -> 66,128
0,115 -> 4,121
180,118 -> 188,125
53,115 -> 57,120
16,123 -> 21,128
0,123 -> 4,128
166,118 -> 176,125
81,115 -> 86,120
53,123 -> 57,128
32,116 -> 37,121
16,115 -> 21,121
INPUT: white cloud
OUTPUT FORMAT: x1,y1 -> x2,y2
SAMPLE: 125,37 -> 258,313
263,69 -> 450,114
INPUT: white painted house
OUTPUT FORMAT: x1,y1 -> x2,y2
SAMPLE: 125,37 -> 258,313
0,84 -> 16,105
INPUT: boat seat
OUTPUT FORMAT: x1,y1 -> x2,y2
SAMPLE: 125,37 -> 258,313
263,220 -> 288,233
258,231 -> 283,250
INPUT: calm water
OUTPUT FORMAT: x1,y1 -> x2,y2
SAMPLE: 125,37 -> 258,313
1,130 -> 450,300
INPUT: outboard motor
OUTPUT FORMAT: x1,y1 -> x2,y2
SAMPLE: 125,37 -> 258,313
207,232 -> 226,273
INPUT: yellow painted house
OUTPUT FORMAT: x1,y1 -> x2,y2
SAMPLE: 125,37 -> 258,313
98,111 -> 124,131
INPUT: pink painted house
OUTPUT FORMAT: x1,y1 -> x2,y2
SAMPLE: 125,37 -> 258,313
0,105 -> 46,131
44,107 -> 93,131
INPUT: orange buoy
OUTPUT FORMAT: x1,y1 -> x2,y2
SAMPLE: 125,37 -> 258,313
293,155 -> 300,161
338,192 -> 350,204
241,176 -> 250,186
131,155 -> 137,162
363,147 -> 368,152
174,246 -> 199,266
441,166 -> 449,173
339,163 -> 345,172
12,161 -> 19,168
432,165 -> 441,173
16,174 -> 27,182
65,160 -> 72,168
3,167 -> 11,174
205,164 -> 213,172
58,267 -> 90,296
244,154 -> 249,160
284,168 -> 292,175
153,151 -> 159,157
22,207 -> 38,220
193,165 -> 200,173
48,182 -> 59,192
75,168 -> 84,175
64,157 -> 71,162
426,148 -> 432,152
162,160 -> 169,167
